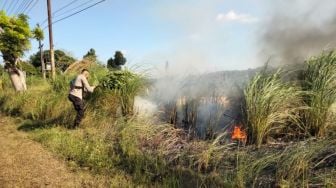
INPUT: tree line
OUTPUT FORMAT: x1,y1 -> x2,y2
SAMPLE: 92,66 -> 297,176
0,11 -> 127,91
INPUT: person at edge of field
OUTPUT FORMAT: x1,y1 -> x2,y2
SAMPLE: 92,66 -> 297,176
68,69 -> 95,128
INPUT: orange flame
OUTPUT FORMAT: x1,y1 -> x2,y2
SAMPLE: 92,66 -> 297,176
231,125 -> 247,141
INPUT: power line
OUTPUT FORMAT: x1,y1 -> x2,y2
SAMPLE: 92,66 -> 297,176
41,0 -> 92,26
26,0 -> 39,15
1,0 -> 8,11
15,0 -> 26,14
10,1 -> 22,15
53,0 -> 80,15
15,0 -> 30,14
22,0 -> 34,14
43,0 -> 106,29
19,0 -> 32,14
6,0 -> 17,14
14,0 -> 27,14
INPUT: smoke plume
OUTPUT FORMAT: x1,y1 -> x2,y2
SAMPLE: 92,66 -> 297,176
260,0 -> 336,64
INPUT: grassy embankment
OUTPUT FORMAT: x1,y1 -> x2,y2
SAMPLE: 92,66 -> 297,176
0,52 -> 335,187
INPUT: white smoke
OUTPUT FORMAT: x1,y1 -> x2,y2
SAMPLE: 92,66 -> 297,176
134,96 -> 158,117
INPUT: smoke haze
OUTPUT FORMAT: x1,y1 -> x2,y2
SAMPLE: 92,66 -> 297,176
260,0 -> 336,64
137,0 -> 336,137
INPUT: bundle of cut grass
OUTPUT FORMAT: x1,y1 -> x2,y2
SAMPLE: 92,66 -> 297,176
244,68 -> 303,148
64,59 -> 94,75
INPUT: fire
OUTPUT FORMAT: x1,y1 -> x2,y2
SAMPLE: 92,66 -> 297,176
231,125 -> 247,142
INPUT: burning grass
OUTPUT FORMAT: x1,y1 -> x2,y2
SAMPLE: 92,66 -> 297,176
0,51 -> 335,186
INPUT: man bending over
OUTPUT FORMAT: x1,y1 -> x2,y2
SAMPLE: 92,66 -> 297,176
68,69 -> 95,128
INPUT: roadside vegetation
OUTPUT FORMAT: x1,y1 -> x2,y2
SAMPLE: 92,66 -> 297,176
0,11 -> 335,187
0,51 -> 335,187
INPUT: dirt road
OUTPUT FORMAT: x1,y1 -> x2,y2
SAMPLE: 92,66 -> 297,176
0,115 -> 106,187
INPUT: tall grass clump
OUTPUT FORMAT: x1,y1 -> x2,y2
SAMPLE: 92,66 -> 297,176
244,68 -> 303,148
301,51 -> 336,137
277,138 -> 336,187
49,74 -> 72,93
101,69 -> 146,116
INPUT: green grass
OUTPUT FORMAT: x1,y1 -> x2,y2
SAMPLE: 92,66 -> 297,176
301,51 -> 336,137
0,53 -> 336,187
30,127 -> 115,172
244,68 -> 303,147
101,69 -> 147,116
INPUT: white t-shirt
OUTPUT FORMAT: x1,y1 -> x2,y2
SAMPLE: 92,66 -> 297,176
69,74 -> 94,99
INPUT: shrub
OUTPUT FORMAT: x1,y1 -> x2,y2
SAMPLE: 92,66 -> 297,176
101,69 -> 146,116
50,75 -> 71,93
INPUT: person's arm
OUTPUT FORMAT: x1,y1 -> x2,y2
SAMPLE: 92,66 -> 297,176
81,75 -> 95,93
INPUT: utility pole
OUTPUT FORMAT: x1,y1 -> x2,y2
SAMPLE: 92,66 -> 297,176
165,61 -> 169,73
38,40 -> 46,79
36,23 -> 46,79
47,0 -> 55,79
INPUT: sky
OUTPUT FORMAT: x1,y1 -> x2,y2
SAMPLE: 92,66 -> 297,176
1,0 -> 336,73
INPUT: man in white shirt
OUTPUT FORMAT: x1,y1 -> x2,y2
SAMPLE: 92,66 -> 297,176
68,69 -> 95,128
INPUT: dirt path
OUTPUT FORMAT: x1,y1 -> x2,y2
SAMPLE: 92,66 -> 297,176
0,115 -> 107,188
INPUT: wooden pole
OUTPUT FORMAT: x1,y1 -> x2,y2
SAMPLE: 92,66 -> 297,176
47,0 -> 55,79
38,40 -> 46,79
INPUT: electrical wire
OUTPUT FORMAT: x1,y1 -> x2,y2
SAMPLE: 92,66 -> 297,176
15,0 -> 25,14
12,0 -> 27,14
6,0 -> 17,14
14,0 -> 28,14
43,0 -> 106,29
16,0 -> 30,14
22,0 -> 34,13
52,0 -> 80,15
1,0 -> 8,11
25,0 -> 39,15
41,0 -> 92,26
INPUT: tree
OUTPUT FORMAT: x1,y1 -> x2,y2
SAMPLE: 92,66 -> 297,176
83,48 -> 97,62
107,51 -> 126,70
0,11 -> 32,91
32,24 -> 46,78
32,25 -> 44,41
0,64 -> 4,75
30,49 -> 76,72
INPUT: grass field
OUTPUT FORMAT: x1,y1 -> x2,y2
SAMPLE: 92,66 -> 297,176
0,52 -> 335,187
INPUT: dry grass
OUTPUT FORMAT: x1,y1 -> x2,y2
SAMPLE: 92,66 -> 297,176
0,115 -> 127,187
244,68 -> 303,147
64,59 -> 95,75
301,51 -> 336,137
0,52 -> 336,187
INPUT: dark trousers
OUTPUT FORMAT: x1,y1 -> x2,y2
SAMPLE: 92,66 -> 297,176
68,94 -> 84,128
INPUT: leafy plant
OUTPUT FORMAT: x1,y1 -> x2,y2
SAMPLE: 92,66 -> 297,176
0,11 -> 32,66
32,25 -> 44,41
17,61 -> 39,75
101,69 -> 145,116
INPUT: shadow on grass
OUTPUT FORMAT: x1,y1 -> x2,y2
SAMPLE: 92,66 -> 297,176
17,117 -> 72,132
18,120 -> 47,131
